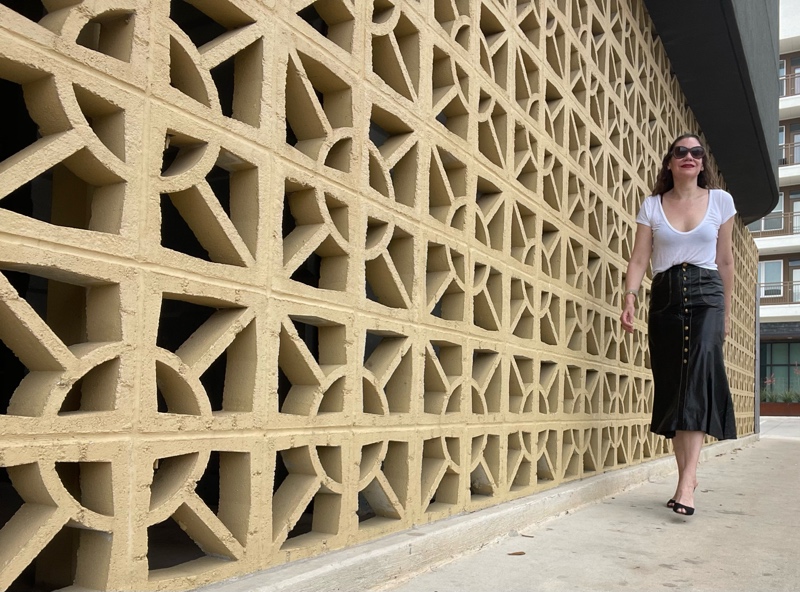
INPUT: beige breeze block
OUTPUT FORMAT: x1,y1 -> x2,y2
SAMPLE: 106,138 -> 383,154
0,0 -> 756,590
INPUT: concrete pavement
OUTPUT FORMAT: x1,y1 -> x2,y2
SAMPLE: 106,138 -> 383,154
374,417 -> 800,592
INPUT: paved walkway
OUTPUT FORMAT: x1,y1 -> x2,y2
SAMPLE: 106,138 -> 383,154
374,417 -> 800,592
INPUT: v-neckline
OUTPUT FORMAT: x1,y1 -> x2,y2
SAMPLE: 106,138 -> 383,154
658,189 -> 711,234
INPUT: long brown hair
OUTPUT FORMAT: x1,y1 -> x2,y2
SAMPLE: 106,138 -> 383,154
650,133 -> 718,196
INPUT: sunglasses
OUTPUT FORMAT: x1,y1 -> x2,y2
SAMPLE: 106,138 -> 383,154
671,145 -> 705,160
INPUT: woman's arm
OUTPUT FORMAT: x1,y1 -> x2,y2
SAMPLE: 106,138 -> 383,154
716,216 -> 735,338
620,223 -> 652,334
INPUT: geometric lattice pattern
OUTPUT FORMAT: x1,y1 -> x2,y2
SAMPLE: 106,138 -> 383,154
0,1 -> 757,590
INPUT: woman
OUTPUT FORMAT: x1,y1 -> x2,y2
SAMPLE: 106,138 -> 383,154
620,133 -> 737,517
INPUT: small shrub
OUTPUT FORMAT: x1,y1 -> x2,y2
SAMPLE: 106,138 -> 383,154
760,390 -> 800,403
779,391 -> 800,403
760,390 -> 779,403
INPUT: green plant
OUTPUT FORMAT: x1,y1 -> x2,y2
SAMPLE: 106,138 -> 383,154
779,390 -> 800,403
759,390 -> 800,403
760,388 -> 779,402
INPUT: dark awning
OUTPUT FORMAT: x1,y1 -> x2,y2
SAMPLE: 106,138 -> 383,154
644,0 -> 779,224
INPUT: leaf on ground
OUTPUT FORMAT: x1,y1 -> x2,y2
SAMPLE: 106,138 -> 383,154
508,551 -> 526,556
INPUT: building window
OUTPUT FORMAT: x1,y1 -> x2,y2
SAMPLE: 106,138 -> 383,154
792,191 -> 800,234
780,59 -> 786,97
748,193 -> 784,232
791,123 -> 800,165
759,260 -> 783,297
792,56 -> 800,95
760,341 -> 800,397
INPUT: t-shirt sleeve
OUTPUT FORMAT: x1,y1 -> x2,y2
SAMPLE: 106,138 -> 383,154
635,196 -> 652,226
718,190 -> 737,223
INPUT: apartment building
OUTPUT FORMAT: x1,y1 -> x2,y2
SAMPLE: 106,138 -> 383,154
750,0 -> 800,399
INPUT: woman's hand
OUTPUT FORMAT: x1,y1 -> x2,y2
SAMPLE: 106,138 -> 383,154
620,296 -> 636,334
724,314 -> 730,339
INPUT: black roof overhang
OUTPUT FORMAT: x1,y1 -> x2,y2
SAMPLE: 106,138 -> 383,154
644,0 -> 779,224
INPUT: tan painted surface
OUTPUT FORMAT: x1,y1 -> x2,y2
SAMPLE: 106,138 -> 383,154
0,1 -> 756,590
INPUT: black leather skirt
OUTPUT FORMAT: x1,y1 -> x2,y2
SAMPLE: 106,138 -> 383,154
648,263 -> 736,440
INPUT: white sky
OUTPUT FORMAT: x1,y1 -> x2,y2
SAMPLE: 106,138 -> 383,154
781,0 -> 800,39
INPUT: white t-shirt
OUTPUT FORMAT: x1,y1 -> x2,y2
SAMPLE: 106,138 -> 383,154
635,189 -> 736,274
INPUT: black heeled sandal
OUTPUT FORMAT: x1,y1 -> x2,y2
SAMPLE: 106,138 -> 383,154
667,485 -> 696,510
672,502 -> 695,516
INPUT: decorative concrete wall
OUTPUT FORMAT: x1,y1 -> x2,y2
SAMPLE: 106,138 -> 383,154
0,0 -> 756,590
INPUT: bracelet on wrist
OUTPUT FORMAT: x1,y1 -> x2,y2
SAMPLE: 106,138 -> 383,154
624,289 -> 638,299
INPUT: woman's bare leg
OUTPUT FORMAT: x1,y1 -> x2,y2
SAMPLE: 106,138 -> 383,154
672,430 -> 703,511
671,436 -> 686,502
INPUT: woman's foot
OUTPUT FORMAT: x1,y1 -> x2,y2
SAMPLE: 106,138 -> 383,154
672,482 -> 697,513
670,481 -> 697,508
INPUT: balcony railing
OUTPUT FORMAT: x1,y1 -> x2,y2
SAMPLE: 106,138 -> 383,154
748,212 -> 800,237
778,141 -> 800,166
780,72 -> 800,97
759,281 -> 800,305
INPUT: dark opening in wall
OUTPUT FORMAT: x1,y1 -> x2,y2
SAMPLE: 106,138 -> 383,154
0,467 -> 24,532
1,78 -> 124,234
291,319 -> 320,361
195,451 -> 220,512
199,353 -> 226,411
0,269 -> 39,414
273,450 -> 314,539
282,193 -> 323,287
0,269 -> 84,345
286,119 -> 299,146
4,480 -> 112,592
147,451 -> 221,571
357,491 -> 377,522
3,470 -> 40,592
157,298 -> 217,353
0,0 -> 46,22
0,76 -> 44,221
207,165 -> 231,217
0,77 -> 39,164
147,518 -> 206,570
287,498 -> 314,538
210,58 -> 235,118
160,194 -> 211,261
168,0 -> 261,125
363,331 -> 383,362
169,0 -> 226,46
156,298 -> 234,412
291,253 -> 322,287
277,366 -> 291,411
0,337 -> 27,415
297,4 -> 328,38
161,143 -> 181,174
296,0 -> 354,53
0,269 -> 123,416
162,139 -> 257,265
58,358 -> 119,414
